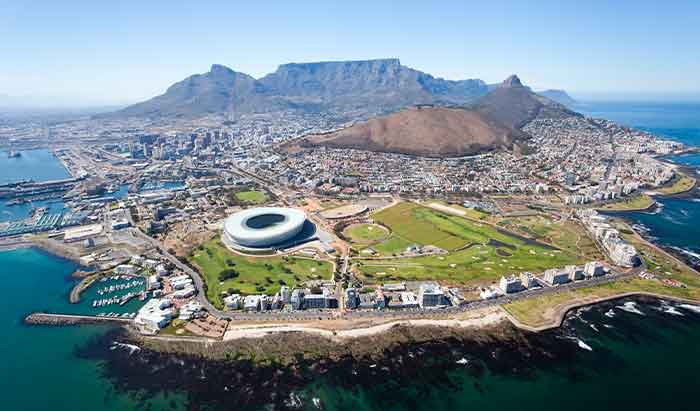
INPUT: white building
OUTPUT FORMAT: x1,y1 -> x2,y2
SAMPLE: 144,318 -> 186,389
134,298 -> 174,334
244,295 -> 262,311
170,275 -> 193,290
544,268 -> 570,285
480,288 -> 499,300
224,294 -> 243,310
173,285 -> 196,299
565,265 -> 585,281
114,264 -> 137,275
584,261 -> 606,277
147,274 -> 161,290
609,242 -> 638,267
178,301 -> 203,320
155,264 -> 169,278
280,286 -> 291,304
520,272 -> 538,288
499,275 -> 524,293
418,283 -> 445,307
399,292 -> 419,308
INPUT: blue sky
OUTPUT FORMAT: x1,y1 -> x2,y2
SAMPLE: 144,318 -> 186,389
1,0 -> 699,105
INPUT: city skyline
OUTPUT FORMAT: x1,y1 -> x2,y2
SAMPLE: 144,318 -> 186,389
1,0 -> 699,107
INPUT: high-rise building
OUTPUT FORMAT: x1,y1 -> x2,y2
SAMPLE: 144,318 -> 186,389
345,288 -> 358,309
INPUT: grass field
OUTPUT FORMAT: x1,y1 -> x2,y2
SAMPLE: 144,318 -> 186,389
344,223 -> 389,244
505,219 -> 700,328
235,190 -> 268,204
189,239 -> 332,309
504,276 -> 700,329
655,173 -> 696,195
498,215 -> 605,260
357,202 -> 580,285
599,194 -> 655,211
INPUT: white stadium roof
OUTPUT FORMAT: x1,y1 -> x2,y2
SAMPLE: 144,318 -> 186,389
223,207 -> 307,248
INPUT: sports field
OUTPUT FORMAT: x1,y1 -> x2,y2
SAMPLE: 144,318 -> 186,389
344,223 -> 389,244
357,202 -> 580,285
234,190 -> 268,204
189,239 -> 332,308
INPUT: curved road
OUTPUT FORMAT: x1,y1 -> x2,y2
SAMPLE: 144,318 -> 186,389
134,226 -> 640,322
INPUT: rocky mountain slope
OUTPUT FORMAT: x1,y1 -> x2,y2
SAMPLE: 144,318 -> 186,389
111,59 -> 491,118
295,75 -> 580,157
538,89 -> 577,106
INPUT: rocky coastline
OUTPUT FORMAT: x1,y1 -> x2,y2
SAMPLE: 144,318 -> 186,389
76,295 -> 700,411
76,320 -> 565,410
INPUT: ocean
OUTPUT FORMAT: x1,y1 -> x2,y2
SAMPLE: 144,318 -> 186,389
576,101 -> 700,266
1,101 -> 700,410
0,248 -> 184,411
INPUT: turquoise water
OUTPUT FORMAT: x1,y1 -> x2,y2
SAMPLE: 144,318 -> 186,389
0,248 -> 182,411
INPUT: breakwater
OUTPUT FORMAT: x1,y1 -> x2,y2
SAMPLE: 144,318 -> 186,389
24,312 -> 132,326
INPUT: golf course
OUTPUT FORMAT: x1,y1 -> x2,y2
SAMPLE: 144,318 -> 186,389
354,202 -> 582,286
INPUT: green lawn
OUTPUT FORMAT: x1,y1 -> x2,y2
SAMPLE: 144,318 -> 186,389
344,223 -> 389,244
655,173 -> 696,195
505,219 -> 700,328
504,277 -> 700,328
235,190 -> 269,204
189,240 -> 333,308
599,194 -> 654,211
359,202 -> 580,285
498,215 -> 604,260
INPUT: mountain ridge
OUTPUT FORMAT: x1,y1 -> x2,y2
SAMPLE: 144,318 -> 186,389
294,75 -> 580,157
107,59 -> 533,118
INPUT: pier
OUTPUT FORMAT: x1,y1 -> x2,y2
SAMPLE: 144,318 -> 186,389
24,312 -> 133,326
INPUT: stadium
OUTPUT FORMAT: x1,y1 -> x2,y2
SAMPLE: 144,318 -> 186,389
223,207 -> 312,250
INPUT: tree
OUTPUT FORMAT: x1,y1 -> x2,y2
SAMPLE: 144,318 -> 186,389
218,269 -> 239,281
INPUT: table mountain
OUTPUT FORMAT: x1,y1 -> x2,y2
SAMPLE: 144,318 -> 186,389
109,59 -> 490,118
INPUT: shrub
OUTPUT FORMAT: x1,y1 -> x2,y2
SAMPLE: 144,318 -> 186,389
218,269 -> 239,281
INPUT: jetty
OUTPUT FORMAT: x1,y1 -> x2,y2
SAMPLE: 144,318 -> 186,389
24,312 -> 132,326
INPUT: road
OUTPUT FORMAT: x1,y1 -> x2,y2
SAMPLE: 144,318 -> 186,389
134,220 -> 641,323
130,228 -> 223,315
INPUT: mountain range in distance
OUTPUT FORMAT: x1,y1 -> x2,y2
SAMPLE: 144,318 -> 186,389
109,58 -> 576,119
293,75 -> 580,157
